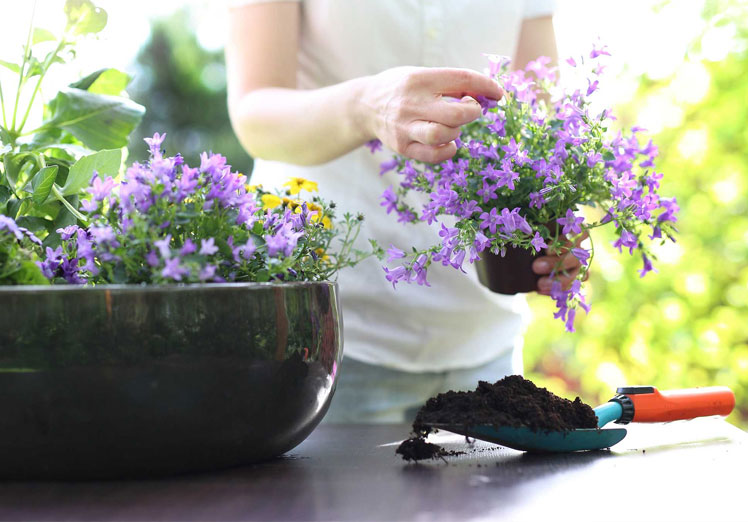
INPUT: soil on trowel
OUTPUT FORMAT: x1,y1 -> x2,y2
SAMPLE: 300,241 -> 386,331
397,374 -> 598,462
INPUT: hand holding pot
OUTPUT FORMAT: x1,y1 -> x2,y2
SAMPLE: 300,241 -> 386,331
532,231 -> 589,296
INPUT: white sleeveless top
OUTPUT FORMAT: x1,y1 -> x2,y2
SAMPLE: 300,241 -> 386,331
232,0 -> 556,372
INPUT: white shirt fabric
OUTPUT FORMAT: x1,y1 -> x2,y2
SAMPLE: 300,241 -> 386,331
231,0 -> 556,372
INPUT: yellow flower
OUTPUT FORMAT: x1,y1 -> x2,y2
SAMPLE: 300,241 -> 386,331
315,247 -> 330,261
310,211 -> 332,229
261,194 -> 282,209
245,184 -> 262,192
283,197 -> 300,210
284,177 -> 318,195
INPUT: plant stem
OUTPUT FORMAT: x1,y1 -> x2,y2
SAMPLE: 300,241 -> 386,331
51,184 -> 88,226
0,82 -> 8,129
17,39 -> 65,134
11,0 -> 37,133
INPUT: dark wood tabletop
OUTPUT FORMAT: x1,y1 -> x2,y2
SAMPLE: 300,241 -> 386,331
0,418 -> 745,522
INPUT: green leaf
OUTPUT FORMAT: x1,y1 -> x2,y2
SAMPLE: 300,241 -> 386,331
0,186 -> 10,206
33,143 -> 89,159
15,215 -> 53,233
3,153 -> 28,188
6,197 -> 25,219
32,28 -> 56,45
65,0 -> 107,35
60,148 -> 120,196
27,127 -> 62,150
20,261 -> 51,285
32,165 -> 58,204
0,59 -> 20,73
45,88 -> 144,150
43,196 -> 79,249
0,126 -> 12,146
70,68 -> 131,95
602,150 -> 616,162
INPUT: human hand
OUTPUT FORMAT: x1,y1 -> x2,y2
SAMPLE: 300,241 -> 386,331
361,67 -> 503,164
531,231 -> 589,296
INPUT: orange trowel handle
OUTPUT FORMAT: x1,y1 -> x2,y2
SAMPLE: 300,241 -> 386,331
615,386 -> 735,423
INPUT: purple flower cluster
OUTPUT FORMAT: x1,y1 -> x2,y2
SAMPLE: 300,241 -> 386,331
41,133 -> 344,285
372,48 -> 678,332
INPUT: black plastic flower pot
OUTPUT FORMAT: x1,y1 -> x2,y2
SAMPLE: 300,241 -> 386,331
0,282 -> 342,479
474,246 -> 542,295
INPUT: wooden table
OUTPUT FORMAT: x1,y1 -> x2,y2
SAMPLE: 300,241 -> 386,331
0,419 -> 745,521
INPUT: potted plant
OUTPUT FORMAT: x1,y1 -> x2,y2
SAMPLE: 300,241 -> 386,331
375,48 -> 678,332
0,1 -> 379,479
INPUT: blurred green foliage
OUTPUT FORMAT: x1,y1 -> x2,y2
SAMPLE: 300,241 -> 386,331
525,5 -> 748,428
126,9 -> 252,174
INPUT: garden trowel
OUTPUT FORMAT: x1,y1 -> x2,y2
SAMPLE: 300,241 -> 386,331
432,386 -> 735,452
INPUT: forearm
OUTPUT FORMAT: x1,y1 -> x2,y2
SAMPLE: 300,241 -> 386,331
228,79 -> 374,166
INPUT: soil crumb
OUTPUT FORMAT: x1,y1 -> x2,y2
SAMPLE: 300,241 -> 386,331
397,374 -> 598,462
396,437 -> 460,462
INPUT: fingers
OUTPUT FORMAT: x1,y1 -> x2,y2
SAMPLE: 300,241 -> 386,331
532,251 -> 579,275
419,68 -> 504,101
534,246 -> 586,296
409,120 -> 461,147
431,96 -> 483,127
403,141 -> 457,164
536,270 -> 580,296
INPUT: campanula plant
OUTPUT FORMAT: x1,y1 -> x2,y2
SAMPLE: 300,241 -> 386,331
375,45 -> 679,331
39,134 -> 380,285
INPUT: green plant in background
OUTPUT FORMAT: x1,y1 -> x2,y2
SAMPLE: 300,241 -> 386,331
0,0 -> 144,275
524,1 -> 748,428
126,8 -> 251,174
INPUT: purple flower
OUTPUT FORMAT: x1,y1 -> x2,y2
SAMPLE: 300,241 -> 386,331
386,245 -> 405,263
56,226 -> 80,241
479,208 -> 501,234
180,239 -> 197,256
612,229 -> 638,254
199,264 -> 217,281
380,186 -> 398,214
571,247 -> 590,266
365,139 -> 383,153
383,265 -> 409,289
146,250 -> 159,267
199,238 -> 219,256
144,132 -> 166,158
557,209 -> 584,236
80,199 -> 99,213
154,235 -> 172,259
476,179 -> 498,203
379,158 -> 399,176
639,253 -> 656,277
162,257 -> 188,281
531,232 -> 548,252
88,174 -> 116,202
0,215 -> 24,241
396,208 -> 416,224
529,191 -> 546,209
473,231 -> 491,252
236,238 -> 256,260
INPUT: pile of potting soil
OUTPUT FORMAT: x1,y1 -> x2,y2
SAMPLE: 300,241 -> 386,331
397,374 -> 598,462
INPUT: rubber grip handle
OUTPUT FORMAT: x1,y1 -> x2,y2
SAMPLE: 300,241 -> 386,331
629,386 -> 735,423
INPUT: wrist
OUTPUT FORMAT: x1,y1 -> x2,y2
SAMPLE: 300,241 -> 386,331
345,75 -> 378,145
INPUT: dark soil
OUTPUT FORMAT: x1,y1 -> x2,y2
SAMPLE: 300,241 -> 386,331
397,375 -> 598,462
396,437 -> 462,462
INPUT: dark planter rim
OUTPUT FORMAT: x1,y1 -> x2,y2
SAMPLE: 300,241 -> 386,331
0,280 -> 337,294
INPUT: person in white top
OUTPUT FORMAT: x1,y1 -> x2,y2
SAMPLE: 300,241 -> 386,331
226,0 -> 582,422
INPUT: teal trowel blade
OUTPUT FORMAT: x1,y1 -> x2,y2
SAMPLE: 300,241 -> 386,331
431,424 -> 627,452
